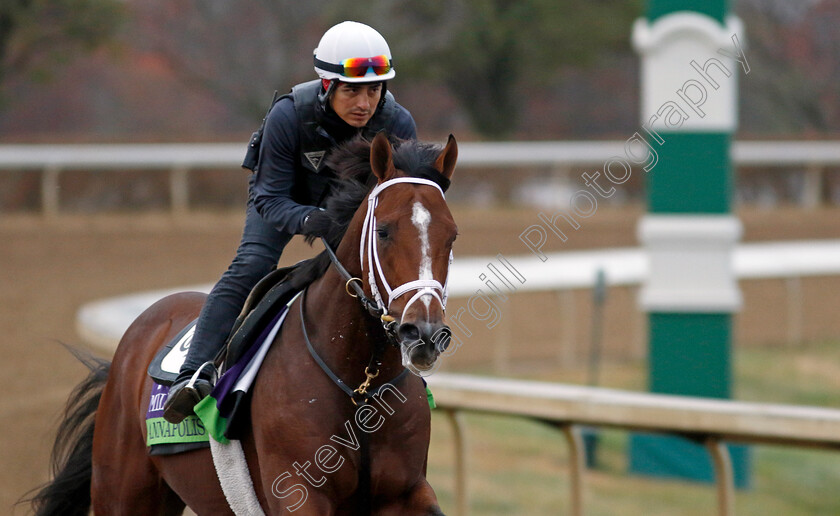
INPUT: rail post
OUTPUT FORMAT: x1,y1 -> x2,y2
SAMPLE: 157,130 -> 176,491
443,409 -> 469,516
560,424 -> 585,516
705,438 -> 735,516
170,165 -> 190,215
802,164 -> 823,209
42,165 -> 61,217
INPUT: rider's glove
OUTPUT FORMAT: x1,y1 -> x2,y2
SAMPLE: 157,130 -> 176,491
301,208 -> 332,238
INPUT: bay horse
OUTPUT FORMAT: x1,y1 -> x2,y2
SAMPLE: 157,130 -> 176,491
30,132 -> 458,515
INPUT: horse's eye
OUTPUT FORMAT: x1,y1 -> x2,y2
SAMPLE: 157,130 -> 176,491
377,225 -> 390,240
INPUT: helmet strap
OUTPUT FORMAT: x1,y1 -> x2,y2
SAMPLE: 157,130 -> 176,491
318,79 -> 339,113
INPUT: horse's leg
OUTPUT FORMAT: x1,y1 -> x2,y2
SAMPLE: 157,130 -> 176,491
153,446 -> 233,515
243,328 -> 346,516
372,479 -> 445,516
90,452 -> 184,516
92,292 -> 227,515
92,359 -> 187,515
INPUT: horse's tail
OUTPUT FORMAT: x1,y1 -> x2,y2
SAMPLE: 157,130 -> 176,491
25,346 -> 110,516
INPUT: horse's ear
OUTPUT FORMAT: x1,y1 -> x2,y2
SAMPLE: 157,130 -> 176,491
370,132 -> 395,181
434,134 -> 458,180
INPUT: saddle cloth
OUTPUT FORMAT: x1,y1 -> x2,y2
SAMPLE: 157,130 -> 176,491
145,262 -> 305,454
144,294 -> 295,453
145,319 -> 211,455
145,382 -> 210,455
195,296 -> 296,443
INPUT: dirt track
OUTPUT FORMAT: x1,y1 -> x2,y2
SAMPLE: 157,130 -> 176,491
3,206 -> 840,511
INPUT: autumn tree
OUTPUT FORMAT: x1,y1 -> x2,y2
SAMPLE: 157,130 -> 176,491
128,0 -> 640,138
129,0 -> 334,118
736,0 -> 840,134
0,0 -> 124,92
334,0 -> 642,137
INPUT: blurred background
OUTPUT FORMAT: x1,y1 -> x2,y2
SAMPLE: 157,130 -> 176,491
3,0 -> 840,514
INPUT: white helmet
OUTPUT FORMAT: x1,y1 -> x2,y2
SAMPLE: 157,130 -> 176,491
314,21 -> 395,83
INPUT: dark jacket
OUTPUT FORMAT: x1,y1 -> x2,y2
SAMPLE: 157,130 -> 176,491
251,80 -> 417,234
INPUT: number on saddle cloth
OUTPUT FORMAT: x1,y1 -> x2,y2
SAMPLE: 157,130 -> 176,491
147,319 -> 199,385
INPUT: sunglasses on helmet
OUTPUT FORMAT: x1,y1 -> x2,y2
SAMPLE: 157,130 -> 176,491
315,55 -> 393,78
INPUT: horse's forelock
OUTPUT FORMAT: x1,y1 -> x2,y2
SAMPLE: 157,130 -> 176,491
392,140 -> 443,178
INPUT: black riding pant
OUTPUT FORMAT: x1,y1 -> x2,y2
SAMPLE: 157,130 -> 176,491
181,196 -> 293,374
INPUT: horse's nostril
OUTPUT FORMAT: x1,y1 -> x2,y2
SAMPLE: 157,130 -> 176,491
433,326 -> 452,352
398,323 -> 421,343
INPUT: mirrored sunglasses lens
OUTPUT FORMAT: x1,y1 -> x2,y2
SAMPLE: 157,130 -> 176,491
343,66 -> 369,77
341,56 -> 390,77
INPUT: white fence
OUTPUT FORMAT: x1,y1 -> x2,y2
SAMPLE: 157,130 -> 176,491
75,239 -> 840,354
1,141 -> 839,214
427,373 -> 840,516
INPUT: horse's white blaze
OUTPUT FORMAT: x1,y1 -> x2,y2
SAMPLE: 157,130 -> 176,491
412,201 -> 433,309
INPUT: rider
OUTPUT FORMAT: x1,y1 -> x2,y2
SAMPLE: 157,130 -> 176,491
163,21 -> 417,424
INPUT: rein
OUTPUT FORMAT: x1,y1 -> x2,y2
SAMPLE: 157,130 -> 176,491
298,288 -> 409,405
299,170 -> 452,513
320,235 -> 399,343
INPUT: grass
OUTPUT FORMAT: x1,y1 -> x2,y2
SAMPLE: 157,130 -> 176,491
426,340 -> 840,515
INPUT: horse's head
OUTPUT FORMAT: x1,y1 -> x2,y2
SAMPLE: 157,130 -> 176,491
361,132 -> 458,375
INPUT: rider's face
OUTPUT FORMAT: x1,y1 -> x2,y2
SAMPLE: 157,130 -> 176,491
330,82 -> 382,128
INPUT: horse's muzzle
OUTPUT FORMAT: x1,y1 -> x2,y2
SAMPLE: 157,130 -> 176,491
398,321 -> 451,373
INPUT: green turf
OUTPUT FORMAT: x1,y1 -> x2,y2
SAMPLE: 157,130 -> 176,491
426,340 -> 840,515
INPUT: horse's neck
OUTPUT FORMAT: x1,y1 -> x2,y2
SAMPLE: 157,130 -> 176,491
302,226 -> 400,379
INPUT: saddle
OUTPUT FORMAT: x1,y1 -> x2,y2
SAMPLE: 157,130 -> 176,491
223,262 -> 309,370
148,261 -> 313,385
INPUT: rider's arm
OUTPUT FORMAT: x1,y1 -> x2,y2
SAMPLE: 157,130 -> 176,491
251,98 -> 317,234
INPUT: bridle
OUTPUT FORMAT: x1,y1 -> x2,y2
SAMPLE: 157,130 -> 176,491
301,173 -> 453,514
302,175 -> 453,405
322,176 -> 452,343
360,177 -> 451,322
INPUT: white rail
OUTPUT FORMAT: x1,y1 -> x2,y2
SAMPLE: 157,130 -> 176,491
74,240 -> 840,352
427,373 -> 840,516
1,141 -> 839,214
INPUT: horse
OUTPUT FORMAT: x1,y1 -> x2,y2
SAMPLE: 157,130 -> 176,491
29,132 -> 458,515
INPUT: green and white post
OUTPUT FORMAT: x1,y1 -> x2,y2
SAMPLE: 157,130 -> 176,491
630,0 -> 750,486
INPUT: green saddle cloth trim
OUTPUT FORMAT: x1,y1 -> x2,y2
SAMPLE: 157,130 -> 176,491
191,385 -> 436,445
146,415 -> 210,446
194,395 -> 230,444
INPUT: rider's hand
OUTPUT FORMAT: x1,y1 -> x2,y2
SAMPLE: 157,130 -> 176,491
301,208 -> 332,238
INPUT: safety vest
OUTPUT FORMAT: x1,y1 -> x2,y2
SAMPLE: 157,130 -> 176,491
288,80 -> 398,206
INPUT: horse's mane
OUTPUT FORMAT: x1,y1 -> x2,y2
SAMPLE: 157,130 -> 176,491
285,134 -> 445,290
